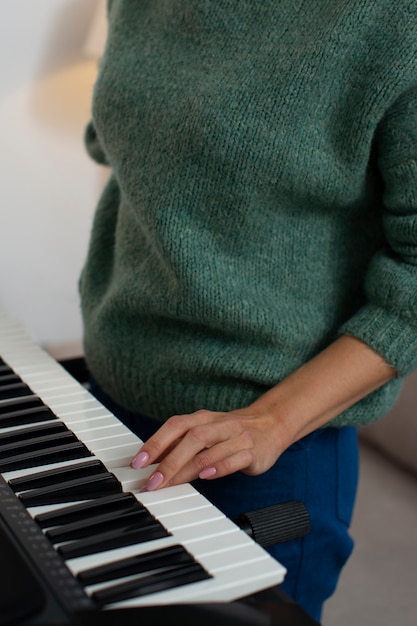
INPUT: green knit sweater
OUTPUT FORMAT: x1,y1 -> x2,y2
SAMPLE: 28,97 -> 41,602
79,0 -> 417,426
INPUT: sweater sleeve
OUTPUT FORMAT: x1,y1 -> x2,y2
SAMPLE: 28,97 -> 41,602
339,85 -> 417,378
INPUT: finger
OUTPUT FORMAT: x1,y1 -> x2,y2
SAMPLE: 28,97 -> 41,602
130,449 -> 150,469
160,448 -> 255,486
131,436 -> 185,468
130,414 -> 202,469
152,432 -> 255,488
198,448 -> 255,481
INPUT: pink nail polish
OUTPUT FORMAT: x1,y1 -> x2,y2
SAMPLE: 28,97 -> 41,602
130,451 -> 150,469
142,471 -> 164,491
199,467 -> 217,479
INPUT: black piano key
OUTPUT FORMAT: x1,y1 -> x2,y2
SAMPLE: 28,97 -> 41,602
0,430 -> 75,456
0,362 -> 17,376
0,381 -> 33,401
0,441 -> 91,472
0,421 -> 67,446
19,473 -> 122,507
9,459 -> 107,492
0,404 -> 57,428
46,506 -> 151,543
0,395 -> 47,415
0,373 -> 21,385
35,493 -> 139,528
92,562 -> 210,607
58,521 -> 170,560
78,544 -> 193,586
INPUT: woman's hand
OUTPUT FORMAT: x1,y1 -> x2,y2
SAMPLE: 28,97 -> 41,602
131,406 -> 288,491
131,334 -> 396,491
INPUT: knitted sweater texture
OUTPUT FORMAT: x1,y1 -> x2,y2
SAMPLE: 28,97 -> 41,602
79,0 -> 417,426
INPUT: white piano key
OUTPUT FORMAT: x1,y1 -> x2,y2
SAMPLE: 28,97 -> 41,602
70,417 -> 135,438
38,390 -> 97,408
111,465 -> 156,491
14,370 -> 78,387
161,517 -> 240,545
198,540 -> 274,572
135,483 -> 202,505
70,423 -> 133,444
62,411 -> 118,427
91,442 -> 144,468
144,502 -> 223,530
86,432 -> 140,454
54,403 -> 111,421
186,526 -> 251,554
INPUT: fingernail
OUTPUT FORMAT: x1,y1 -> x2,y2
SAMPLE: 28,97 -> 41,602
130,451 -> 150,469
199,467 -> 217,479
141,471 -> 164,492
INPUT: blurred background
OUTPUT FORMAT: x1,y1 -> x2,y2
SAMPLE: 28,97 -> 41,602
0,0 -> 107,358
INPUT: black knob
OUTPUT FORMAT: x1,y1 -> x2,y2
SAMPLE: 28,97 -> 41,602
234,499 -> 311,548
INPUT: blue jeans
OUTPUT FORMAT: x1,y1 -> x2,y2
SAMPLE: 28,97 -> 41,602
89,379 -> 359,623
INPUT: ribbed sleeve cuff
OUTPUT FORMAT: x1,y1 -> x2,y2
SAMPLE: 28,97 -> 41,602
339,304 -> 417,378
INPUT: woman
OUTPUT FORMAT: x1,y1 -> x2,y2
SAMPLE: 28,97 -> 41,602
79,1 -> 417,620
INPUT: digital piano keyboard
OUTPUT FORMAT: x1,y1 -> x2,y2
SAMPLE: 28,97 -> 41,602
0,311 -> 315,626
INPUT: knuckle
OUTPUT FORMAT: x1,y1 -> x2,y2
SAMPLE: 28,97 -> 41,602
159,455 -> 180,475
241,431 -> 254,447
166,414 -> 184,429
218,456 -> 234,475
144,439 -> 164,459
243,448 -> 256,465
242,451 -> 263,475
189,425 -> 212,446
194,451 -> 213,472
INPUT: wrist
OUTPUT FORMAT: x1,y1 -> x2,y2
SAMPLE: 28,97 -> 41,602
245,335 -> 396,448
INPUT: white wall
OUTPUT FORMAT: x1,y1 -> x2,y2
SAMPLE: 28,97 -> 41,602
0,0 -> 108,357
